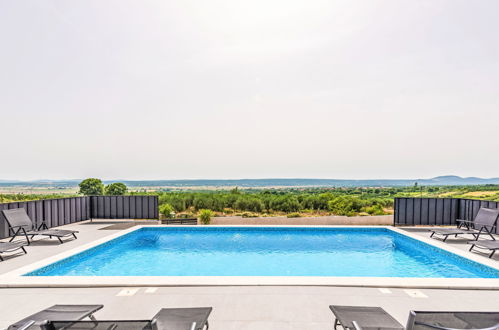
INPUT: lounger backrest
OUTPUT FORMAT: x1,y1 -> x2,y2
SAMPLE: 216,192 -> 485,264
474,208 -> 499,228
1,208 -> 33,229
409,311 -> 499,330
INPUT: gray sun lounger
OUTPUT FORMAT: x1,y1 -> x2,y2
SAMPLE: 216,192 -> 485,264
2,208 -> 78,245
330,305 -> 404,330
152,307 -> 212,330
468,240 -> 499,258
39,307 -> 212,330
8,304 -> 103,330
429,207 -> 499,242
0,241 -> 27,261
331,305 -> 499,330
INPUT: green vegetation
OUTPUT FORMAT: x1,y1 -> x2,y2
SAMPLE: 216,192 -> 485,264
78,178 -> 104,196
105,182 -> 127,195
0,193 -> 78,203
156,188 -> 393,217
159,203 -> 175,218
198,209 -> 215,224
154,185 -> 499,217
2,184 -> 499,217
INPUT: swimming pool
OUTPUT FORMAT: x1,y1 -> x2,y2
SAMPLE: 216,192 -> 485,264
27,227 -> 499,278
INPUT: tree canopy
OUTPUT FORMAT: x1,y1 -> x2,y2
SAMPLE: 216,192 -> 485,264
105,182 -> 127,195
78,178 -> 104,196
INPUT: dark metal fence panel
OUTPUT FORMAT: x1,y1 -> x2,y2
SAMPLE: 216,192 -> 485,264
130,196 -> 137,218
0,197 -> 84,239
89,196 -> 158,219
0,195 -> 158,239
395,197 -> 499,233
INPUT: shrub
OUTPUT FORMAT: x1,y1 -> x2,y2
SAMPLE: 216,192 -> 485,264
287,212 -> 301,218
160,203 -> 175,218
105,182 -> 127,195
328,196 -> 362,216
198,209 -> 215,225
364,204 -> 386,215
78,178 -> 104,196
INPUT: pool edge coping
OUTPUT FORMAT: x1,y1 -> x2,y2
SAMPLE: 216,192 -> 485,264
0,225 -> 498,289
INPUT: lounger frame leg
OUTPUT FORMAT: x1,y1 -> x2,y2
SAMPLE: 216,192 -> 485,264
21,228 -> 31,245
9,227 -> 24,243
490,250 -> 496,258
334,318 -> 340,330
87,313 -> 99,327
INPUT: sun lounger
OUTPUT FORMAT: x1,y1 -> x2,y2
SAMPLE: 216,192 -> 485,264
429,207 -> 499,242
330,305 -> 499,330
8,304 -> 103,330
330,305 -> 404,330
0,241 -> 27,261
39,307 -> 212,330
2,208 -> 78,245
468,240 -> 499,258
152,307 -> 212,330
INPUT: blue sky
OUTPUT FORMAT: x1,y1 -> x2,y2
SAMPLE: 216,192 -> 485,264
1,0 -> 498,180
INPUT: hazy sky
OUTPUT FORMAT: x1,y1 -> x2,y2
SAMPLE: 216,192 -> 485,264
1,0 -> 498,180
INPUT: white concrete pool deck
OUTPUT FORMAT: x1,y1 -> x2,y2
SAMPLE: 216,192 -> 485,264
0,221 -> 498,329
0,222 -> 498,289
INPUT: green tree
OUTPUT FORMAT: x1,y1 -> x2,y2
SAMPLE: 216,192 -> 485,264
78,178 -> 104,196
105,182 -> 127,195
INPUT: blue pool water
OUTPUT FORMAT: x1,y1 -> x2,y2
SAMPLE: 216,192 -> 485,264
27,227 -> 499,277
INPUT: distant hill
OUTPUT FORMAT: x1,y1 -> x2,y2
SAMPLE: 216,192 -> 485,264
1,176 -> 499,188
